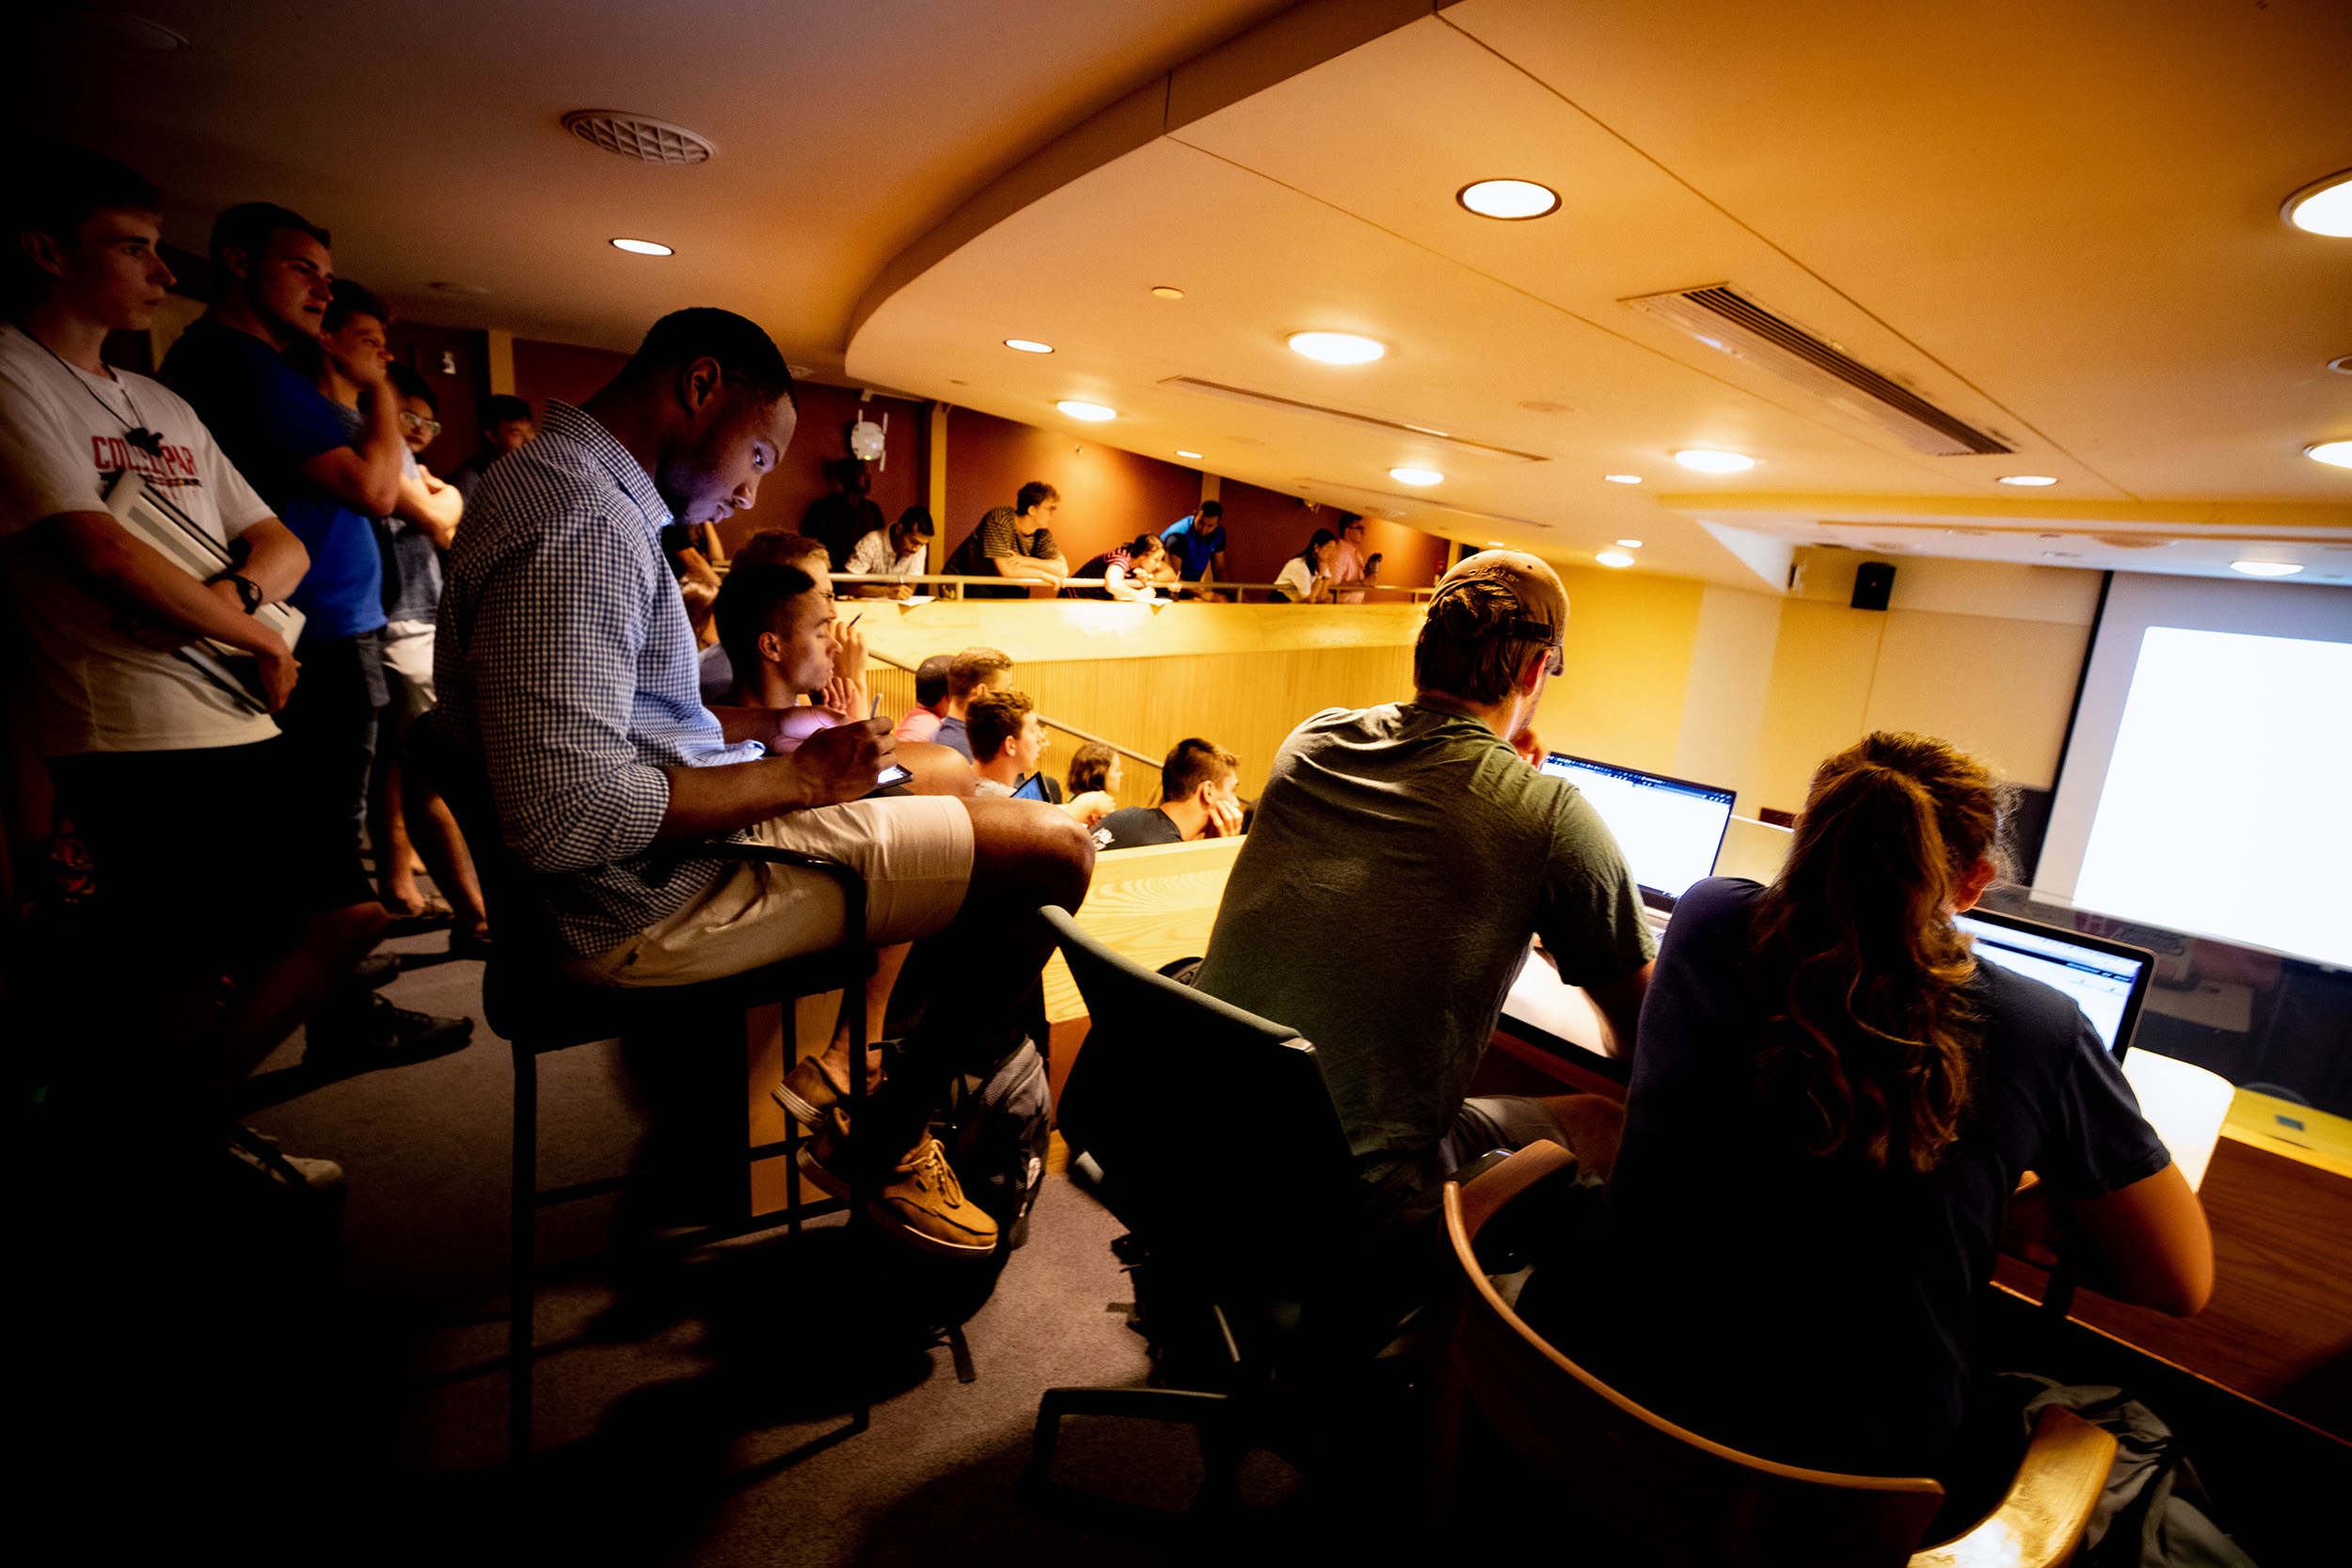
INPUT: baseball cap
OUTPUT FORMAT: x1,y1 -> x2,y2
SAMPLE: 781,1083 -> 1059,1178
1432,549 -> 1567,674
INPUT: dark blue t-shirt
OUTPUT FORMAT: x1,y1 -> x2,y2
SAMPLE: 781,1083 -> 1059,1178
162,320 -> 385,641
1546,877 -> 2169,1480
1159,515 -> 1226,582
933,715 -> 972,760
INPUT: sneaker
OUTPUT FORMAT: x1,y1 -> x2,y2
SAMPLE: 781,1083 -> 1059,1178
771,1049 -> 884,1124
306,991 -> 473,1065
227,1125 -> 344,1191
353,953 -> 401,990
798,1117 -> 999,1259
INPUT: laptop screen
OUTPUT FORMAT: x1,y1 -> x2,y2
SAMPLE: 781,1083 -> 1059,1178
1954,909 -> 2153,1056
1538,752 -> 1734,904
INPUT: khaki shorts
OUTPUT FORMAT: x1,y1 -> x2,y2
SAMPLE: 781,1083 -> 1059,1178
565,794 -> 976,987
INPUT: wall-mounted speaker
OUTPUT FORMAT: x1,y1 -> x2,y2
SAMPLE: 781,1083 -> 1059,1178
1851,562 -> 1896,611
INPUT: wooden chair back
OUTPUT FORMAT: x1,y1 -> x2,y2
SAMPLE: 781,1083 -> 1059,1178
1443,1143 -> 2115,1568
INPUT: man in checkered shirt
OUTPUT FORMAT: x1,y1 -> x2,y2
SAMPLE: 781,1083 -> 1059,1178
437,309 -> 1092,1257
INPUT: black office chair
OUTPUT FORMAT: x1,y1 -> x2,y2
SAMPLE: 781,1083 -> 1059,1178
423,721 -> 898,1464
1025,907 -> 1475,1511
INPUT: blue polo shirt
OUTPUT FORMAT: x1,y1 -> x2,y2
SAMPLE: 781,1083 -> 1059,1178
162,319 -> 385,641
1159,513 -> 1226,582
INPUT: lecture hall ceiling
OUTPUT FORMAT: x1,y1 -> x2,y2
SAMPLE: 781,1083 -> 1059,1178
29,0 -> 2352,590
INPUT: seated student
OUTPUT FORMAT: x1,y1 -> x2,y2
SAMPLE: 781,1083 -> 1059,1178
437,307 -> 1093,1256
1092,737 -> 1245,851
931,644 -> 1011,761
1269,527 -> 1339,603
1058,533 -> 1168,602
897,652 -> 951,744
1061,739 -> 1120,828
695,528 -> 836,705
965,689 -> 1044,800
1195,552 -> 1652,1214
1530,733 -> 2212,1501
845,505 -> 932,596
446,393 -> 533,509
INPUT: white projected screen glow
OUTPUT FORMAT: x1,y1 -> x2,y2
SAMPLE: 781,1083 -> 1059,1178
2073,626 -> 2352,965
1541,754 -> 1733,900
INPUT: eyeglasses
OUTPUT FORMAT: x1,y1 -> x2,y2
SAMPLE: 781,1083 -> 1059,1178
398,412 -> 442,436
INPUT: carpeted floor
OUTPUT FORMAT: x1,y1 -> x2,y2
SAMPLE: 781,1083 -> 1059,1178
91,927 -> 1392,1567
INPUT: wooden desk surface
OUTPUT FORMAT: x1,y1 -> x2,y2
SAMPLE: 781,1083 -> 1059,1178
1041,835 -> 1244,1025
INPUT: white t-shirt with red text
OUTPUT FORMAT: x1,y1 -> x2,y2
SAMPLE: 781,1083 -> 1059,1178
0,323 -> 278,754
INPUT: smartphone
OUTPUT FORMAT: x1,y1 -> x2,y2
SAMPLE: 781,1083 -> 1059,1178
876,763 -> 914,787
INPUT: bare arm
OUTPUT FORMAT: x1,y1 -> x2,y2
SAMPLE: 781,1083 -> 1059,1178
229,516 -> 310,604
1583,962 -> 1653,1058
39,510 -> 300,708
653,719 -> 893,843
394,470 -> 464,549
295,380 -> 404,516
992,553 -> 1067,583
2060,1163 -> 2214,1316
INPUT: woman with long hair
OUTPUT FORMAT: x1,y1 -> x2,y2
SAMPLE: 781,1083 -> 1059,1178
1540,732 -> 2210,1497
1269,527 -> 1339,603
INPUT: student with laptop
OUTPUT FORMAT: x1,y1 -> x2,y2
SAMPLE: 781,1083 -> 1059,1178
1534,731 -> 2211,1514
1195,551 -> 1654,1215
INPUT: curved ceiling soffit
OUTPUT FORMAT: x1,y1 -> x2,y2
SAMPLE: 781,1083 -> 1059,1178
845,0 -> 1439,349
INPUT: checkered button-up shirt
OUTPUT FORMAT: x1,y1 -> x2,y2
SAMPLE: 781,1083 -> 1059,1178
436,401 -> 763,958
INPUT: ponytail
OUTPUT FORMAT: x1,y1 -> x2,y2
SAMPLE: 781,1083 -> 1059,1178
1750,733 -> 2003,1172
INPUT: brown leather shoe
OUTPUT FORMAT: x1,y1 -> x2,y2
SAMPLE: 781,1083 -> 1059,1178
771,1049 -> 883,1125
798,1118 -> 999,1259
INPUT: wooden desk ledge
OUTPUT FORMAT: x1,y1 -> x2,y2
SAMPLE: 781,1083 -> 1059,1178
1042,835 -> 1245,1027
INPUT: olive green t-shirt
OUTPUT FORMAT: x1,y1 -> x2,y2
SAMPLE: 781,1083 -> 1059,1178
1196,700 -> 1655,1196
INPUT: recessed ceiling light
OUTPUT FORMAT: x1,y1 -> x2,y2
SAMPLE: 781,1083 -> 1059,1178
1390,467 -> 1443,485
1151,286 -> 1185,300
1603,473 -> 1643,484
1486,540 -> 1508,547
1615,539 -> 1644,548
1596,550 -> 1637,568
1057,401 -> 1116,422
1004,339 -> 1053,354
1998,474 -> 2058,486
2306,440 -> 2352,468
1673,449 -> 1754,473
1289,332 -> 1385,364
2231,561 -> 2304,577
1457,180 -> 1561,220
2282,169 -> 2352,237
1175,450 -> 1202,459
610,238 -> 673,256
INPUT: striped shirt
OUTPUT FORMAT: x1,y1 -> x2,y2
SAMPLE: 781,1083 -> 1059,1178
435,401 -> 763,958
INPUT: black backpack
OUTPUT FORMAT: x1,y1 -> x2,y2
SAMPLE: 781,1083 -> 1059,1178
945,1037 -> 1053,1250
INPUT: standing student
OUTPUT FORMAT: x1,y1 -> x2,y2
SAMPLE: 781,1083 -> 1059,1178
1059,533 -> 1168,602
802,454 -> 884,572
1159,499 -> 1226,587
0,147 -> 386,1166
1545,733 -> 2211,1510
446,393 -> 532,509
1327,515 -> 1380,604
942,481 -> 1067,597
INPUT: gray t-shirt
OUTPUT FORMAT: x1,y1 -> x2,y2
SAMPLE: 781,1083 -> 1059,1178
1195,699 -> 1655,1196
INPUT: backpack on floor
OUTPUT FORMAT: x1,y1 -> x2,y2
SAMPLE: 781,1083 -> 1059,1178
946,1037 -> 1053,1250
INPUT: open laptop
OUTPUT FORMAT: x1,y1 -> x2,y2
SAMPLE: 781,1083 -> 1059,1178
1953,908 -> 2154,1057
1538,752 -> 1736,915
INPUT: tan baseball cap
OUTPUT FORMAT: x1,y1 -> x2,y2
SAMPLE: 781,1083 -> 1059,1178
1434,549 -> 1568,672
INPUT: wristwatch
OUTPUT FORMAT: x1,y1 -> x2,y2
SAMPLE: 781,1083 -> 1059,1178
212,571 -> 263,614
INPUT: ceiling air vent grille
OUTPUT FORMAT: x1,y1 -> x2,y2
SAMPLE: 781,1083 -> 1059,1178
562,111 -> 715,166
1625,284 -> 2010,456
1159,377 -> 1546,463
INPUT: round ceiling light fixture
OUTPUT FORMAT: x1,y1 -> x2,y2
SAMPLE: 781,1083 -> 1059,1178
2281,169 -> 2352,237
1390,467 -> 1443,486
609,238 -> 674,256
1057,400 -> 1116,421
2231,561 -> 2304,577
1603,473 -> 1644,484
1998,474 -> 2059,486
1151,286 -> 1185,299
1288,331 -> 1385,364
1673,449 -> 1755,473
1003,339 -> 1053,354
1596,550 -> 1637,568
1175,450 -> 1202,459
2305,439 -> 2352,468
1457,179 -> 1561,220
